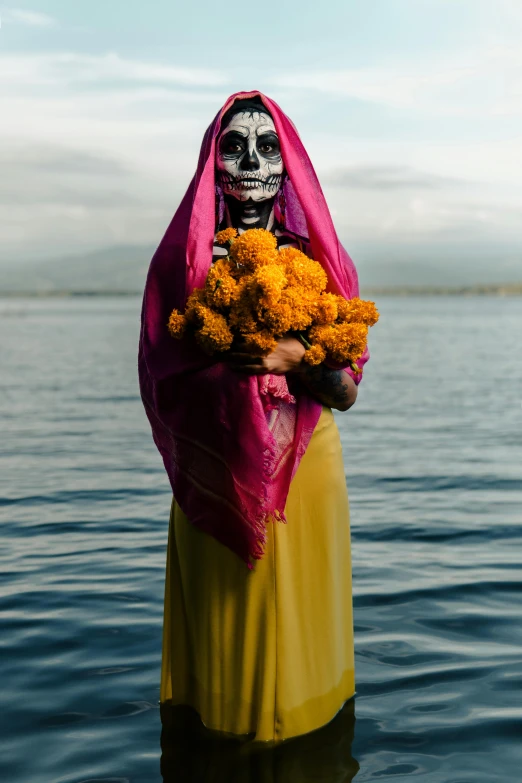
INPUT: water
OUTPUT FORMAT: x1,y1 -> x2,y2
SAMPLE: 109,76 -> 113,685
1,295 -> 521,782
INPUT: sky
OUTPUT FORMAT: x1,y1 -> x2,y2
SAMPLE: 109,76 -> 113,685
1,0 -> 521,284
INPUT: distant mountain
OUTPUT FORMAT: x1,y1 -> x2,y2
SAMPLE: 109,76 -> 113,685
1,241 -> 521,294
351,241 -> 522,290
0,244 -> 155,294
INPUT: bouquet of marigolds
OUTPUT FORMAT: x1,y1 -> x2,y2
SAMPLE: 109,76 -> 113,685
167,228 -> 379,372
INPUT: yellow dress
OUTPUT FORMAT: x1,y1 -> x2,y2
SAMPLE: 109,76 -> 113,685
159,405 -> 355,744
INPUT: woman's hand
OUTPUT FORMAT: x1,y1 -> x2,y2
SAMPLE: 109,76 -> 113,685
226,336 -> 305,375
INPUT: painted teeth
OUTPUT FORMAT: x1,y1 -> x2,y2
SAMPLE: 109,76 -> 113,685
217,173 -> 282,192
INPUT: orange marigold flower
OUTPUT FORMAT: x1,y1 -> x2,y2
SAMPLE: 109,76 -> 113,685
229,275 -> 250,303
167,309 -> 187,339
228,290 -> 258,335
215,227 -> 238,245
251,264 -> 287,309
242,330 -> 278,356
313,292 -> 339,325
259,286 -> 315,334
279,247 -> 327,294
281,289 -> 315,331
229,228 -> 278,269
307,324 -> 332,346
205,258 -> 238,309
194,306 -> 233,353
309,322 -> 368,364
259,297 -> 294,334
335,297 -> 351,322
304,344 -> 327,366
185,287 -> 208,323
337,297 -> 379,326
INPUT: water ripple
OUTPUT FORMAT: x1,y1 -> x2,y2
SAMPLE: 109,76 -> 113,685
1,295 -> 522,782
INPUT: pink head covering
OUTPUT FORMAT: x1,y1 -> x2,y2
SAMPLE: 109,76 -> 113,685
138,90 -> 369,569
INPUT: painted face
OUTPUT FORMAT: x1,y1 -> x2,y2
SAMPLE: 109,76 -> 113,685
216,110 -> 284,203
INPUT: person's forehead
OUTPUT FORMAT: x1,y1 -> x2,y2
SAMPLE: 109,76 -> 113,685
220,111 -> 276,137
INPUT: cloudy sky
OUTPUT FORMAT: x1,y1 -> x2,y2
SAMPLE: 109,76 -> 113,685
1,0 -> 521,284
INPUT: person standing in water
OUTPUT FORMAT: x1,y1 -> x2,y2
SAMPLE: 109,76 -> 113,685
138,91 -> 370,743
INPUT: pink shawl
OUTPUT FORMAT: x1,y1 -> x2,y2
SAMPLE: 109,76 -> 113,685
138,90 -> 369,569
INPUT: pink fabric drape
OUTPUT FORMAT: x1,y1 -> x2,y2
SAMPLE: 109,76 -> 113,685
138,91 -> 369,569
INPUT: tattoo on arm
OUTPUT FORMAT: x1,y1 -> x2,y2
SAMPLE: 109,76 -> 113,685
296,364 -> 356,411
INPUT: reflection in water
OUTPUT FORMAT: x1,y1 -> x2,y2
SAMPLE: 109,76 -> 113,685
160,698 -> 359,782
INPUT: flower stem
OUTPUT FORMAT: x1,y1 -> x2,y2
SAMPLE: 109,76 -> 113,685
295,331 -> 312,350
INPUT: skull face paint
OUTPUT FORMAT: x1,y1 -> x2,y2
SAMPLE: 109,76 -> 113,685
217,110 -> 283,204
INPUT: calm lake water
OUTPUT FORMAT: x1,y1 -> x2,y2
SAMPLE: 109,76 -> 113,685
1,295 -> 521,783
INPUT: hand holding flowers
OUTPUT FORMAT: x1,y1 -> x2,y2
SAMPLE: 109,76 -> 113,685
226,335 -> 306,375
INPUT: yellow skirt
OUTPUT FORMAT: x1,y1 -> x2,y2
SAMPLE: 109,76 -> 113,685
159,406 -> 355,743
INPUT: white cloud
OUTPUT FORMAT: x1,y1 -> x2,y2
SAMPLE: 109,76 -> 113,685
275,65 -> 474,111
271,45 -> 522,117
0,47 -> 521,272
0,50 -> 229,185
0,52 -> 229,89
326,184 -> 522,245
2,7 -> 57,28
319,165 -> 463,190
0,50 -> 230,258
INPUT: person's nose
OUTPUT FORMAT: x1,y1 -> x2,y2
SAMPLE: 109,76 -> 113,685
239,144 -> 260,172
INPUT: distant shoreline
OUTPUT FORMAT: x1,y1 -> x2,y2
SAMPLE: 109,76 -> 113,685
362,283 -> 522,296
1,284 -> 522,298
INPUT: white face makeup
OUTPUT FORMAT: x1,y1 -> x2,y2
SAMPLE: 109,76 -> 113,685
216,110 -> 284,204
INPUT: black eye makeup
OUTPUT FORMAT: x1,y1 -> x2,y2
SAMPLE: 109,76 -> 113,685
219,132 -> 247,157
256,134 -> 281,158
